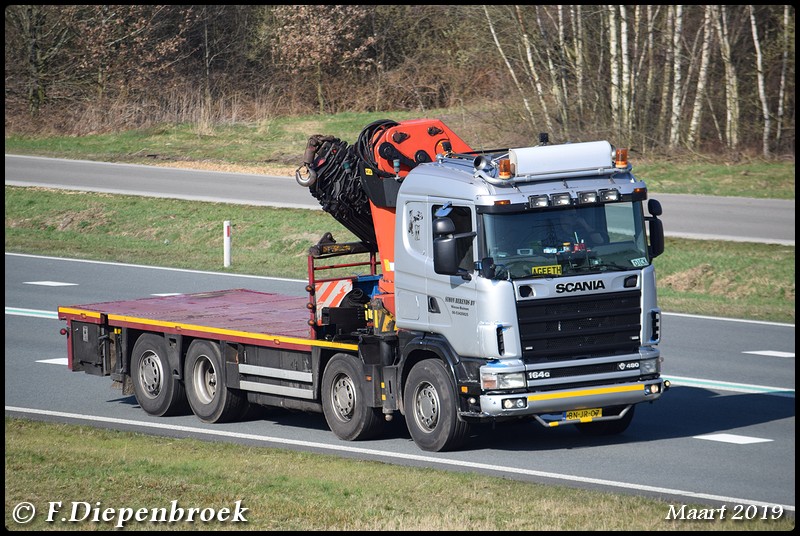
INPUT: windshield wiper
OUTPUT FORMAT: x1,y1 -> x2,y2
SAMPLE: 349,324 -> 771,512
574,261 -> 632,273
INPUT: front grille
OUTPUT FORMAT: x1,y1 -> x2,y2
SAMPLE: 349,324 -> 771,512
517,290 -> 641,362
534,361 -> 632,379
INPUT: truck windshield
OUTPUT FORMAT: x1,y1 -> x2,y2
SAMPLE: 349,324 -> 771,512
482,201 -> 649,280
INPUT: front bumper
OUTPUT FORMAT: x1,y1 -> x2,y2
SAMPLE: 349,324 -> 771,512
478,378 -> 666,418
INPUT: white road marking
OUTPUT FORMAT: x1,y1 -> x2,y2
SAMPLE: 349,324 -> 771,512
662,311 -> 795,327
23,281 -> 78,286
664,375 -> 794,398
743,350 -> 795,358
693,433 -> 773,445
8,252 -> 304,282
37,358 -> 68,366
5,307 -> 59,319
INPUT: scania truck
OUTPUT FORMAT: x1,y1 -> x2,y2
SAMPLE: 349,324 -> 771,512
58,118 -> 668,451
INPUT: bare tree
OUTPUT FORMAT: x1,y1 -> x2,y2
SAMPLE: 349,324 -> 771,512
269,6 -> 375,115
639,6 -> 660,140
556,6 -> 571,129
483,6 -> 534,131
569,5 -> 586,121
618,6 -> 631,133
749,5 -> 771,157
686,6 -> 713,150
711,5 -> 740,151
656,7 -> 673,144
532,6 -> 568,133
5,5 -> 73,117
606,6 -> 621,136
668,6 -> 684,148
776,5 -> 790,146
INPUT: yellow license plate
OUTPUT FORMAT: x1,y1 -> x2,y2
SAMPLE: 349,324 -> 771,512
531,264 -> 562,275
566,408 -> 602,421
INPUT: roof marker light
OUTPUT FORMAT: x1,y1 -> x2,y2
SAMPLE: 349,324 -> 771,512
498,159 -> 512,179
615,148 -> 629,169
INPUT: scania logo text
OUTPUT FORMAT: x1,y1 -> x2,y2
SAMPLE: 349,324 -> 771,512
555,280 -> 606,293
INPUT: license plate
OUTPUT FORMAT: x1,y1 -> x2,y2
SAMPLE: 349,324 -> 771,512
565,408 -> 602,421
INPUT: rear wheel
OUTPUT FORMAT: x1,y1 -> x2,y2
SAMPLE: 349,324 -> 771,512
184,340 -> 248,423
575,405 -> 636,436
131,333 -> 187,416
404,359 -> 470,452
321,353 -> 384,441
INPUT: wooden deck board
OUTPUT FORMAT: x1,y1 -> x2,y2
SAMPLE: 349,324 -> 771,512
64,289 -> 312,340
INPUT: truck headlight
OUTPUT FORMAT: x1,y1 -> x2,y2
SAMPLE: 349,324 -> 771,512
481,372 -> 526,390
640,358 -> 659,374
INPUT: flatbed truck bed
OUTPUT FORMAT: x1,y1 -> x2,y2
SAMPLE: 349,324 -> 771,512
58,288 -> 366,424
57,288 -> 358,356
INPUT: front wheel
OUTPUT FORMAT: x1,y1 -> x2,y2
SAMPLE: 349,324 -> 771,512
184,340 -> 248,423
404,359 -> 470,452
321,353 -> 384,441
130,333 -> 187,416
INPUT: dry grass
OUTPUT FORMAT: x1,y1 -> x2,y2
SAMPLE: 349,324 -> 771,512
6,418 -> 794,531
152,160 -> 298,178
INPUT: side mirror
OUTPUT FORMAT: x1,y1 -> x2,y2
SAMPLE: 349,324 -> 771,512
648,218 -> 664,258
646,198 -> 664,258
648,198 -> 663,217
479,257 -> 497,279
432,216 -> 475,280
433,236 -> 461,275
432,216 -> 456,235
433,217 -> 460,276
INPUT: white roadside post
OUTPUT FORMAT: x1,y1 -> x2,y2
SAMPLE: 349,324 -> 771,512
224,220 -> 232,267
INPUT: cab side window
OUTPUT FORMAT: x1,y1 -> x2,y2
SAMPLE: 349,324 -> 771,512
432,204 -> 474,272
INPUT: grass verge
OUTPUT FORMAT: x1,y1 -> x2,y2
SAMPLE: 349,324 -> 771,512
5,418 -> 794,531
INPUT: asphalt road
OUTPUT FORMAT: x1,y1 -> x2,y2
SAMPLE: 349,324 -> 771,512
5,254 -> 795,514
4,154 -> 795,246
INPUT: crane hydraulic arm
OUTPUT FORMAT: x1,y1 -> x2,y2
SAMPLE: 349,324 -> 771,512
296,118 -> 473,315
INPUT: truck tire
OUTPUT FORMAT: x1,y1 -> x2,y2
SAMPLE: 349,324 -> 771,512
184,340 -> 248,423
576,405 -> 636,436
130,333 -> 187,416
404,359 -> 470,452
321,353 -> 384,441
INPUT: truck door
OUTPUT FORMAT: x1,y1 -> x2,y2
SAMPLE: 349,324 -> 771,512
425,202 -> 479,358
395,199 -> 430,329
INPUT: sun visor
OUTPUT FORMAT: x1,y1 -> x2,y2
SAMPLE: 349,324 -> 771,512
509,141 -> 614,178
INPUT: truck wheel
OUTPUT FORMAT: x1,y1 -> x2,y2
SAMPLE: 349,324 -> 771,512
321,353 -> 384,441
404,359 -> 470,452
130,333 -> 187,416
576,405 -> 636,436
184,340 -> 248,423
